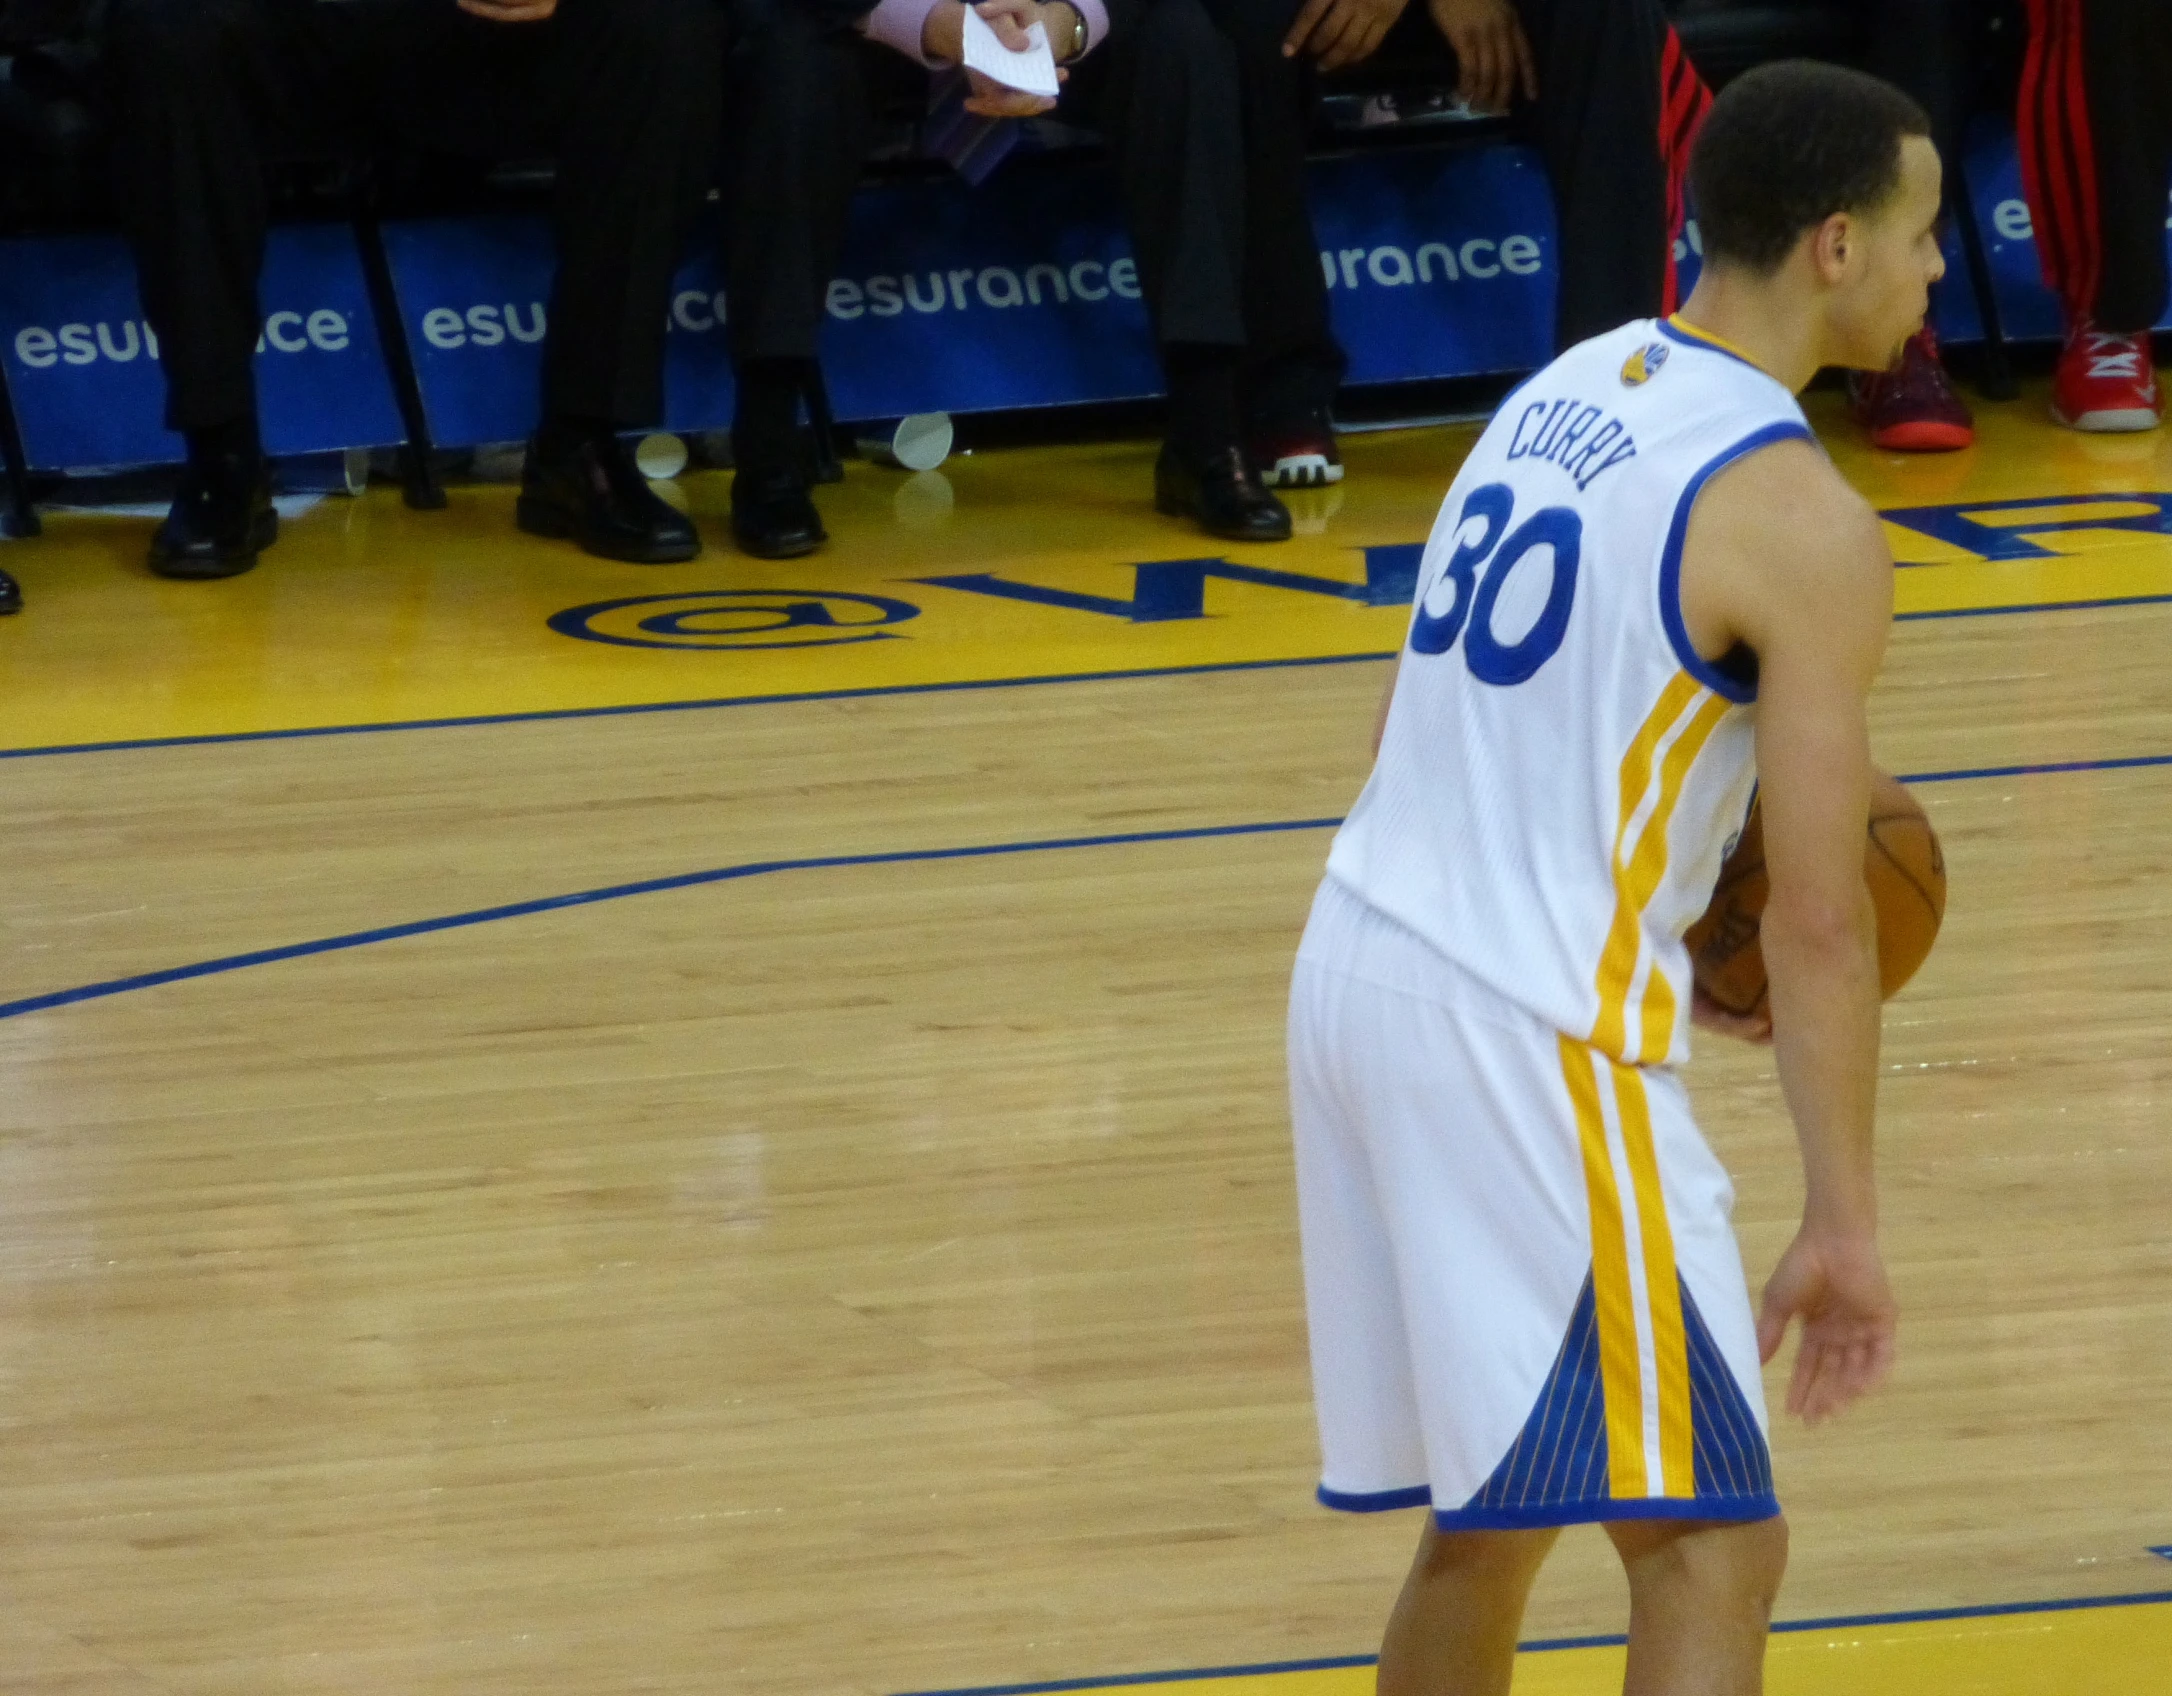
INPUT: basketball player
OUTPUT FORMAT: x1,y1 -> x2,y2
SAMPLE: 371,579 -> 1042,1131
1288,61 -> 1941,1694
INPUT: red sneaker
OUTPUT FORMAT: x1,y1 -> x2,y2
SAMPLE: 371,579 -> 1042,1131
2052,322 -> 2163,432
1249,412 -> 1345,489
1847,328 -> 1973,451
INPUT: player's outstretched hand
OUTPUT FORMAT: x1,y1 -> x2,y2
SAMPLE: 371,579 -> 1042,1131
1756,1227 -> 1896,1425
1691,987 -> 1773,1044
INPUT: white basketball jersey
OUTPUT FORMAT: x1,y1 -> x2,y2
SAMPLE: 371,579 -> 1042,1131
1325,317 -> 1812,1067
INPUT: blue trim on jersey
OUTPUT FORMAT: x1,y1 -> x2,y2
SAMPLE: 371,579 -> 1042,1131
1656,316 -> 1771,379
1317,1483 -> 1434,1513
1658,420 -> 1814,703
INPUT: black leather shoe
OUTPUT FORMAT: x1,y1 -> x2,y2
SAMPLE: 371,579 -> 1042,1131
0,567 -> 20,615
1154,444 -> 1293,542
150,454 -> 277,580
517,433 -> 700,564
730,463 -> 826,560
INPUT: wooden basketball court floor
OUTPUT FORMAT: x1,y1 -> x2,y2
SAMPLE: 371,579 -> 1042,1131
1,384 -> 2169,1694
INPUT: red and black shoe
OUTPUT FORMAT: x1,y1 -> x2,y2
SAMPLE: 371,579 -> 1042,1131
1847,328 -> 1973,452
1249,410 -> 1345,489
2051,321 -> 2163,432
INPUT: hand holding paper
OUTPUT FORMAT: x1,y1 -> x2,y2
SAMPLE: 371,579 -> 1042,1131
961,5 -> 1062,99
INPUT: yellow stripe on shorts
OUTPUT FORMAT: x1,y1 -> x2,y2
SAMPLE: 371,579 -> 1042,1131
1609,1060 -> 1696,1497
1559,1033 -> 1649,1499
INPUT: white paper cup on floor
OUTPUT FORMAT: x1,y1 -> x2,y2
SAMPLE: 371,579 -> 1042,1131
636,433 -> 689,480
858,413 -> 954,473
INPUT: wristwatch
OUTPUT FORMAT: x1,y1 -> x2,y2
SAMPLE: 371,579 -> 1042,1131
1059,4 -> 1087,62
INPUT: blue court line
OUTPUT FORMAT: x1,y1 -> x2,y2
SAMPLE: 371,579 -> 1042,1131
6,576 -> 2172,762
0,818 -> 1344,1024
1901,750 -> 2172,783
1897,590 -> 2172,622
5,746 -> 2172,1026
891,1588 -> 2172,1696
0,653 -> 1398,764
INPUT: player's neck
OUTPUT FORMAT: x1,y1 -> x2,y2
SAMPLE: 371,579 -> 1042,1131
1674,271 -> 1826,394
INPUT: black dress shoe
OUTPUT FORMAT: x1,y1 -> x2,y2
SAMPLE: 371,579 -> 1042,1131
1154,444 -> 1293,543
150,453 -> 277,580
517,433 -> 700,564
0,567 -> 20,615
730,463 -> 826,560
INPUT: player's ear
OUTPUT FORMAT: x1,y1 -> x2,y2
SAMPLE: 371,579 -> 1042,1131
1808,213 -> 1853,286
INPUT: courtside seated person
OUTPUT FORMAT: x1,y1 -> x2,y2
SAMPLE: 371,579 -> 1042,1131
103,0 -> 723,579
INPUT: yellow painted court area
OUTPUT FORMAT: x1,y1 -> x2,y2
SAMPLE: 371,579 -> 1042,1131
1047,1598 -> 2172,1696
2,387 -> 2172,750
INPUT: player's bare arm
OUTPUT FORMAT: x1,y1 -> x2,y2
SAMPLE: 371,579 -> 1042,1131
1681,436 -> 1898,1425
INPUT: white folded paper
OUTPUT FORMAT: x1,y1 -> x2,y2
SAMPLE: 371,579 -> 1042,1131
960,7 -> 1061,100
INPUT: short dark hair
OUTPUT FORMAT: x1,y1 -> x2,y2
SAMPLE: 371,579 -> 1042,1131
1689,60 -> 1933,274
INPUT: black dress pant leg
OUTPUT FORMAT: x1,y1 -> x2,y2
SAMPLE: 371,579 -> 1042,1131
721,3 -> 873,366
387,0 -> 727,427
516,0 -> 727,426
1198,0 -> 1345,424
1861,0 -> 1980,186
107,0 -> 722,437
1510,0 -> 1674,347
1076,0 -> 1250,351
103,0 -> 390,433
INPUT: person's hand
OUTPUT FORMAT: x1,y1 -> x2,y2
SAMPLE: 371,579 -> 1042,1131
1756,1226 -> 1896,1425
964,65 -> 1058,117
1691,987 -> 1772,1045
1283,0 -> 1408,73
1423,0 -> 1536,113
923,0 -> 1069,115
457,0 -> 558,23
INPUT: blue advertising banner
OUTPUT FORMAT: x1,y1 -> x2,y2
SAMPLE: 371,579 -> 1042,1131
1310,145 -> 1555,384
382,143 -> 1560,447
378,213 -> 558,448
14,122 -> 2168,474
0,223 -> 405,472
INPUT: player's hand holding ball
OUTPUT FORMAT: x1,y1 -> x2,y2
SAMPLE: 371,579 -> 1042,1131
1691,987 -> 1772,1044
1687,768 -> 1945,1043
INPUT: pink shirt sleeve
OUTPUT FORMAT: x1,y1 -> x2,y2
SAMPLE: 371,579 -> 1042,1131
859,0 -> 1111,70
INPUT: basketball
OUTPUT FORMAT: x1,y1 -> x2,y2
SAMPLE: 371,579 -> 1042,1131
1686,771 -> 1947,1017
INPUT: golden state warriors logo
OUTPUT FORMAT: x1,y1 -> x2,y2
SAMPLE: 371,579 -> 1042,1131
1620,342 -> 1671,387
549,590 -> 920,651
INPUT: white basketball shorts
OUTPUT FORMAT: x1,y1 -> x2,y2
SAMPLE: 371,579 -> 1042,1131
1289,876 -> 1780,1530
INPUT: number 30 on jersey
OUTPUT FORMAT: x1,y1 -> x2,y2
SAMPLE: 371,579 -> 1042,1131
1408,483 -> 1582,686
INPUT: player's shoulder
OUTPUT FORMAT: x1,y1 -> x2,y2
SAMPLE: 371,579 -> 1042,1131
1689,434 -> 1891,652
1703,433 -> 1885,565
